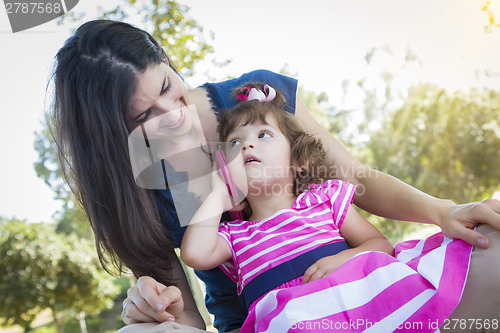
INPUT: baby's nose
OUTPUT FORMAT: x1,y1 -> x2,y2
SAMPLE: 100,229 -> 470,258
242,143 -> 254,151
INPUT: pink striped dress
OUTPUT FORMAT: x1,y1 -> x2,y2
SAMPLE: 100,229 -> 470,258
218,180 -> 472,333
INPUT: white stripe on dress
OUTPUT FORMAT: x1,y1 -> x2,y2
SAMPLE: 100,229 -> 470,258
259,259 -> 416,333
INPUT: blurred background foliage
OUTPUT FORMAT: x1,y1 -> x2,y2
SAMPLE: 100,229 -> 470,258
1,0 -> 499,332
482,0 -> 500,32
0,218 -> 120,333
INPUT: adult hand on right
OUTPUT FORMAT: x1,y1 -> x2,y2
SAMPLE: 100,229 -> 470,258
122,276 -> 184,325
438,198 -> 500,249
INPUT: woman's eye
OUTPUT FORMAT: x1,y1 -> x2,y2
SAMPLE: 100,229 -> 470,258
258,131 -> 272,139
135,110 -> 151,124
160,83 -> 171,95
160,76 -> 171,95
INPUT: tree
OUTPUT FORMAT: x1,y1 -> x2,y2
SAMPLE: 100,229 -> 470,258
0,219 -> 119,333
297,85 -> 350,142
279,65 -> 352,147
482,0 -> 500,32
0,218 -> 43,332
366,84 -> 500,238
58,0 -> 228,78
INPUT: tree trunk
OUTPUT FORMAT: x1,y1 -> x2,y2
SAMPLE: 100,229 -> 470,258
51,307 -> 65,333
23,322 -> 32,333
77,311 -> 88,333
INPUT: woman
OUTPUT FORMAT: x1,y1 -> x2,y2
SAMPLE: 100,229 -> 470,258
51,20 -> 500,332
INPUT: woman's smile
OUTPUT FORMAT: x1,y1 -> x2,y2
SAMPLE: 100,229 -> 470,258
159,107 -> 185,129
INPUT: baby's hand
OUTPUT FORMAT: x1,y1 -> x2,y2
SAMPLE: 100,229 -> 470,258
211,170 -> 229,195
303,253 -> 347,284
209,171 -> 234,211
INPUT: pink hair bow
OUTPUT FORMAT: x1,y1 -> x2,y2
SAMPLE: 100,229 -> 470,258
237,84 -> 276,102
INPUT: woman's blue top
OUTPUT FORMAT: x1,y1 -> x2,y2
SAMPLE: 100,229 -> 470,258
154,70 -> 297,332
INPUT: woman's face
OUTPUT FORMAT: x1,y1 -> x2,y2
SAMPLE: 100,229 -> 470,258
128,62 -> 190,135
127,62 -> 207,169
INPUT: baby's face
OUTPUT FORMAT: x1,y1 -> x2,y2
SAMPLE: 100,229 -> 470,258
225,114 -> 294,196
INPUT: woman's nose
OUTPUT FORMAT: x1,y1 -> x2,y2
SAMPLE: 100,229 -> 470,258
156,96 -> 180,114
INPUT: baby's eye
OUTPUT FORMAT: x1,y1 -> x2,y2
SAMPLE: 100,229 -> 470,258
229,139 -> 241,148
258,131 -> 272,139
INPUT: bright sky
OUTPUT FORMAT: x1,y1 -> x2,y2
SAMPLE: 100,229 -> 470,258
0,0 -> 499,223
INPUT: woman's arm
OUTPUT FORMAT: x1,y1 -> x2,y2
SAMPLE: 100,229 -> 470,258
303,205 -> 394,283
180,173 -> 232,270
294,97 -> 500,248
122,255 -> 205,329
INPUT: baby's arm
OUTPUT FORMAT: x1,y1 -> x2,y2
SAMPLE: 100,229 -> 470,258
303,205 -> 393,283
180,173 -> 232,270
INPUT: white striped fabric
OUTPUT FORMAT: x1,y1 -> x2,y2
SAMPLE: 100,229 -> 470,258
216,180 -> 472,332
218,180 -> 356,293
243,234 -> 471,333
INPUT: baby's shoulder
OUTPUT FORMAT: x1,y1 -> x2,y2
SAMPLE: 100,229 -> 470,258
294,179 -> 356,209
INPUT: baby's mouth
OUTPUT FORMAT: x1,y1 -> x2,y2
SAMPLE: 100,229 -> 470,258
244,155 -> 260,165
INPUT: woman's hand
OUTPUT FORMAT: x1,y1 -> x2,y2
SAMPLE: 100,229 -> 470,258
122,276 -> 183,325
438,199 -> 500,249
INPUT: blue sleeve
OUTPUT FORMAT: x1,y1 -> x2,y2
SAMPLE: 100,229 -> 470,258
155,188 -> 185,248
201,69 -> 298,115
194,268 -> 247,332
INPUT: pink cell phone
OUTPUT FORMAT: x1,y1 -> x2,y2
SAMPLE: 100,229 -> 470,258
215,149 -> 243,220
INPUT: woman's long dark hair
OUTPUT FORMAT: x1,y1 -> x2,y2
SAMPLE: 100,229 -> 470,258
50,20 -> 178,285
